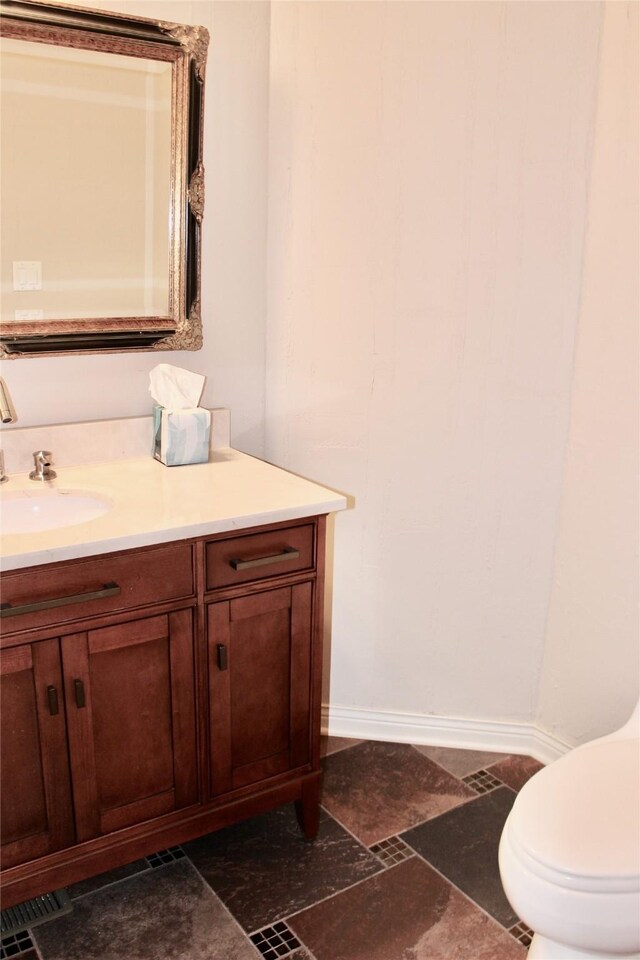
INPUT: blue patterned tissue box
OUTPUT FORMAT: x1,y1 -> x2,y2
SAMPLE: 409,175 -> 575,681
152,404 -> 211,466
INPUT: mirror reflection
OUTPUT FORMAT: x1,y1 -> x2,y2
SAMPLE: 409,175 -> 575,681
1,38 -> 172,323
0,1 -> 208,357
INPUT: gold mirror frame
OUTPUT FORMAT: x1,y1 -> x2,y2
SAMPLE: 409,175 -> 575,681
0,0 -> 208,357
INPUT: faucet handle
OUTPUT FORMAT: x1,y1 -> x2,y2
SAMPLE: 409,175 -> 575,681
29,450 -> 57,481
0,450 -> 7,483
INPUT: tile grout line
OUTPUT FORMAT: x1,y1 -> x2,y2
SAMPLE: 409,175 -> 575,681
27,848 -> 190,912
218,805 -> 388,949
321,755 -> 525,947
295,938 -> 322,960
27,859 -> 176,959
247,870 -> 384,938
281,852 -> 437,936
0,930 -> 43,960
19,748 -> 531,960
320,783 -> 514,852
393,780 -> 524,939
408,742 -> 512,780
321,739 -> 363,759
259,799 -> 524,948
57,864 -> 154,904
179,852 -> 266,958
316,803 -> 390,869
23,854 -> 194,959
250,922 -> 322,960
322,739 -> 519,847
277,848 -> 419,934
403,840 -> 526,947
407,744 -> 539,794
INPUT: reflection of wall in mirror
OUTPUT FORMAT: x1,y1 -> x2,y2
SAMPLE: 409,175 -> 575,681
0,39 -> 172,323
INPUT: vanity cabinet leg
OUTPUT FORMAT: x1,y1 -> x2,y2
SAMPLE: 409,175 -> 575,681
295,773 -> 321,840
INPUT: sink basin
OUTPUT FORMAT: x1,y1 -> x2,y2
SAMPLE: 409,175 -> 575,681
1,489 -> 111,534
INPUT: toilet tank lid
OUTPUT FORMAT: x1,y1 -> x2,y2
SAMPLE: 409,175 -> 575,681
511,738 -> 640,886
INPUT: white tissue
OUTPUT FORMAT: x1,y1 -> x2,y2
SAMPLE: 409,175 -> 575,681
149,363 -> 205,412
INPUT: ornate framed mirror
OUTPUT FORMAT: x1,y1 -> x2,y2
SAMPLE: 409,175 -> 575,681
0,0 -> 208,357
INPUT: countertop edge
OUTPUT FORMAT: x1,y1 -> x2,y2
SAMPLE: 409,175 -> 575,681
0,446 -> 350,572
0,495 -> 347,572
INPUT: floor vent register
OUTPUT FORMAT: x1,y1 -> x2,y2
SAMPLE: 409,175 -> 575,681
0,890 -> 72,941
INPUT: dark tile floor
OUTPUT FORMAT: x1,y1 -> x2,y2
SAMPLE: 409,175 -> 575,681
1,738 -> 542,960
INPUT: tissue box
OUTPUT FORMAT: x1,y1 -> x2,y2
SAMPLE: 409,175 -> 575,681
152,405 -> 211,466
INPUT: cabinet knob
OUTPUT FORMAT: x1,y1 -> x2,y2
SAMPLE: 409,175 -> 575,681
47,685 -> 59,716
74,679 -> 86,709
216,644 -> 228,671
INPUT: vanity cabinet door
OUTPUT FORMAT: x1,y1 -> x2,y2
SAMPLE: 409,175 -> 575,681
0,640 -> 75,869
61,609 -> 198,841
207,583 -> 313,796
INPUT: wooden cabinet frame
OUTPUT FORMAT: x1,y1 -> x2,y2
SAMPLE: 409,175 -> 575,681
207,581 -> 314,796
0,516 -> 327,909
0,640 -> 74,869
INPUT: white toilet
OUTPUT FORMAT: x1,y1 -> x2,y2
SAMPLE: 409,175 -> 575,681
499,700 -> 640,960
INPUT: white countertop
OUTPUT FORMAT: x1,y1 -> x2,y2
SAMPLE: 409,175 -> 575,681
0,449 -> 348,572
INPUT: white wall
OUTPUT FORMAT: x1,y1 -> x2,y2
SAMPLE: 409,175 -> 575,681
0,0 -> 270,457
265,1 -> 604,728
537,2 -> 639,745
2,0 -> 636,747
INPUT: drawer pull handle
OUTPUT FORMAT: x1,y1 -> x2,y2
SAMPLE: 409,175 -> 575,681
74,679 -> 86,709
47,685 -> 59,716
0,582 -> 121,618
217,644 -> 228,671
229,547 -> 300,572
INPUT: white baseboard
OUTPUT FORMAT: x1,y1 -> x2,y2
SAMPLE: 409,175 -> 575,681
322,704 -> 571,765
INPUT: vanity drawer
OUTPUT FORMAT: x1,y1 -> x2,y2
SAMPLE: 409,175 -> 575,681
205,523 -> 315,590
0,543 -> 195,637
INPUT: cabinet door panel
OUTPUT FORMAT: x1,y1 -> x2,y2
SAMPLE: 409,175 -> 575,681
62,610 -> 197,842
0,640 -> 74,868
208,583 -> 313,797
231,600 -> 291,766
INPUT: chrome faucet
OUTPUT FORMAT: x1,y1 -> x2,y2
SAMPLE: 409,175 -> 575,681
0,378 -> 13,424
0,377 -> 14,482
29,450 -> 57,482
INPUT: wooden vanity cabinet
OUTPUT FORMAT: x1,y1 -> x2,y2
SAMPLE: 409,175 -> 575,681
0,610 -> 198,871
0,516 -> 327,908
